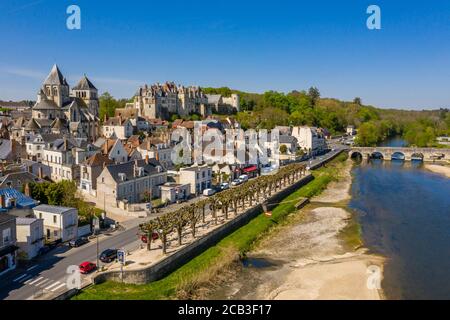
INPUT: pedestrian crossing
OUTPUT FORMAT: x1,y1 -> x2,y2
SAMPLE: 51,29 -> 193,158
14,274 -> 67,292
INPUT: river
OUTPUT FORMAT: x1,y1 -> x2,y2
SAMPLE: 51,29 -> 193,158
350,138 -> 450,299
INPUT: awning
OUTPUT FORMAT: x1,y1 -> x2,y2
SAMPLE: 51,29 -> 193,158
0,245 -> 18,257
243,166 -> 258,173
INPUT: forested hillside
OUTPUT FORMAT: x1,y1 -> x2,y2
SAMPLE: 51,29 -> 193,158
203,87 -> 450,147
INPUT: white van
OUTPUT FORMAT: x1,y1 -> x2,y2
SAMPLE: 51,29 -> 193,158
203,188 -> 216,197
238,174 -> 249,182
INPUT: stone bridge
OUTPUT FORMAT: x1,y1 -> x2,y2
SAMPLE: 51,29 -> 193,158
349,147 -> 450,162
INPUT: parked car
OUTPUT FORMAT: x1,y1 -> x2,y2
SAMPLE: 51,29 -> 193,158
238,174 -> 249,182
220,182 -> 230,190
69,237 -> 89,248
231,179 -> 242,186
141,233 -> 159,243
79,261 -> 97,274
203,188 -> 216,197
99,249 -> 118,263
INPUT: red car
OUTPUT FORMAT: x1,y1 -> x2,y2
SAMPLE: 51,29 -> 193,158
140,233 -> 159,243
79,261 -> 97,274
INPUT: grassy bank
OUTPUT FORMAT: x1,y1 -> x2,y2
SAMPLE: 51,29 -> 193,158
73,153 -> 347,300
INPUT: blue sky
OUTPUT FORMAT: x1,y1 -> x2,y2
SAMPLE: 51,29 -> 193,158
1,0 -> 450,109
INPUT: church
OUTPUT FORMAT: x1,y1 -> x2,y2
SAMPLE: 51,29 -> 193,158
15,64 -> 100,141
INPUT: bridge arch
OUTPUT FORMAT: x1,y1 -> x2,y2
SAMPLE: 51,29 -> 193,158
411,153 -> 424,161
349,150 -> 363,160
391,151 -> 406,160
370,151 -> 384,159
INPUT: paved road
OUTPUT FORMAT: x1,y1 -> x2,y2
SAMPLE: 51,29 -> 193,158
0,219 -> 145,300
0,145 -> 348,300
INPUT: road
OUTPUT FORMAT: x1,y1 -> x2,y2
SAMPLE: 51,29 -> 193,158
0,144 -> 348,300
0,219 -> 145,300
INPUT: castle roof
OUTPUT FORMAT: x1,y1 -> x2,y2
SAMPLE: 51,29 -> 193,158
73,75 -> 97,91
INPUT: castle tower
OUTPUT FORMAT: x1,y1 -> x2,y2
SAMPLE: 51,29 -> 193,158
72,75 -> 99,117
42,64 -> 70,108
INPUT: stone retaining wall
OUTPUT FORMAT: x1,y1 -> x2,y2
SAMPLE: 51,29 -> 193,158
93,174 -> 314,285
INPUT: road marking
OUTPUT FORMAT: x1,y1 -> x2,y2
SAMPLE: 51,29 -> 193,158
35,278 -> 51,287
19,275 -> 33,283
13,274 -> 28,282
27,265 -> 38,272
44,281 -> 61,290
51,283 -> 67,292
27,276 -> 43,285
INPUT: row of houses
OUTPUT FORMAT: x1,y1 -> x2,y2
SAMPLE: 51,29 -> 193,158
0,188 -> 79,275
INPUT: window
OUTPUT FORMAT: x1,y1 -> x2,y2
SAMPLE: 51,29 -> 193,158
53,215 -> 57,224
2,228 -> 11,244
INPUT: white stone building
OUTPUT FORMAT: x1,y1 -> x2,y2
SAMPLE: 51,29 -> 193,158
292,126 -> 327,156
16,217 -> 44,260
179,164 -> 212,195
102,116 -> 134,140
32,205 -> 78,243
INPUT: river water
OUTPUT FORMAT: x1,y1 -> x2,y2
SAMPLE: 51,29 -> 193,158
350,138 -> 450,299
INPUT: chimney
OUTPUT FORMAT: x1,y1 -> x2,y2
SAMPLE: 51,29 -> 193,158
103,142 -> 108,155
147,139 -> 150,150
38,166 -> 43,179
119,115 -> 122,125
104,114 -> 107,123
155,151 -> 159,162
0,194 -> 5,208
133,159 -> 138,177
24,183 -> 31,197
103,161 -> 107,169
63,137 -> 68,150
145,154 -> 149,164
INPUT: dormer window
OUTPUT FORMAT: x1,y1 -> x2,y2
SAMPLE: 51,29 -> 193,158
118,173 -> 126,181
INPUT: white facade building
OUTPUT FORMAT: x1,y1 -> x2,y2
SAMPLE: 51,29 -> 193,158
292,126 -> 327,156
32,205 -> 78,243
16,218 -> 44,260
179,164 -> 212,195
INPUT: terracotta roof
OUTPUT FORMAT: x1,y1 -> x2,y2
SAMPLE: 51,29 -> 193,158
104,116 -> 127,126
84,153 -> 113,167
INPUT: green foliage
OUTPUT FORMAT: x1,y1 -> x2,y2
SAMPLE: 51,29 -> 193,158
29,181 -> 99,225
99,92 -> 129,121
279,144 -> 288,154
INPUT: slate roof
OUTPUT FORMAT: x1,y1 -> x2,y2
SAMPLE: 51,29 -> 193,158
105,159 -> 165,183
33,98 -> 60,110
43,64 -> 67,86
0,213 -> 15,224
0,139 -> 12,160
33,204 -> 75,215
25,119 -> 41,130
279,135 -> 297,144
16,217 -> 40,225
73,75 -> 97,91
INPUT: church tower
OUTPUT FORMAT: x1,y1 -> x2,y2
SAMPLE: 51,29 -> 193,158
72,75 -> 99,117
42,64 -> 71,108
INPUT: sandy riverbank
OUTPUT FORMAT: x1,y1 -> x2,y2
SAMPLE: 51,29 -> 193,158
424,164 -> 450,178
208,159 -> 385,300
